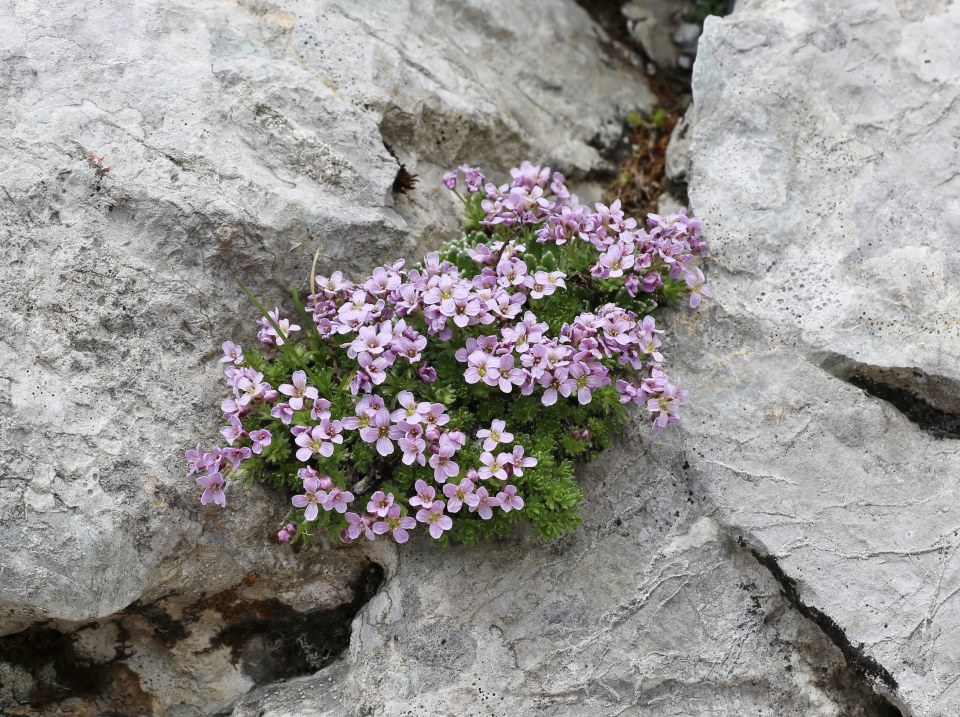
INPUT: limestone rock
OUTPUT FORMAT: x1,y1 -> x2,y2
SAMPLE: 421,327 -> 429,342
0,0 -> 651,627
678,0 -> 960,713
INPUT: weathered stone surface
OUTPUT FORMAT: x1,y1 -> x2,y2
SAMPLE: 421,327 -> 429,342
675,1 -> 960,714
0,0 -> 651,628
231,432 -> 897,717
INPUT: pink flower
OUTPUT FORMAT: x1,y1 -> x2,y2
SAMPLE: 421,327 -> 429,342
292,476 -> 327,521
508,445 -> 537,476
476,419 -> 514,452
248,429 -> 272,455
344,512 -> 376,541
442,478 -> 475,513
409,479 -> 436,510
294,420 -> 343,461
496,484 -> 525,512
685,267 -> 713,308
197,472 -> 226,507
390,391 -> 431,424
359,409 -> 403,456
478,452 -> 508,481
220,341 -> 244,365
465,486 -> 501,520
278,370 -> 319,411
367,491 -> 395,517
464,350 -> 495,385
416,501 -> 453,539
429,438 -> 460,483
322,486 -> 354,514
372,504 -> 417,543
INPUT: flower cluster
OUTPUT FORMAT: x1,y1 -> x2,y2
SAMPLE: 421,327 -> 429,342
187,162 -> 709,547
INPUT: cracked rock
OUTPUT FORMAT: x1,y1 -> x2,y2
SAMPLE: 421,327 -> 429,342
671,0 -> 960,714
0,0 -> 651,630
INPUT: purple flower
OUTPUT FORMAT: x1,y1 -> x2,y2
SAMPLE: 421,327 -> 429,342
257,308 -> 300,346
278,370 -> 319,411
197,472 -> 226,507
508,445 -> 537,476
429,438 -> 460,483
465,486 -> 500,520
442,478 -> 475,513
367,491 -> 395,518
294,420 -> 343,461
248,429 -> 272,455
344,512 -> 376,541
359,409 -> 403,456
442,169 -> 458,190
416,501 -> 453,539
464,350 -> 495,385
292,476 -> 326,521
478,451 -> 508,481
220,341 -> 244,365
685,267 -> 713,308
409,479 -> 436,510
399,435 -> 427,466
372,504 -> 417,543
322,486 -> 354,514
391,391 -> 431,424
271,402 -> 295,425
496,484 -> 524,512
476,419 -> 514,452
418,365 -> 438,383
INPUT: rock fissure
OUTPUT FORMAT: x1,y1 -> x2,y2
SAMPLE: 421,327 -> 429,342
0,561 -> 386,715
742,539 -> 904,716
815,352 -> 960,439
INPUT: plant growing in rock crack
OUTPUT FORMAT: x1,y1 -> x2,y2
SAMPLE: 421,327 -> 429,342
186,162 -> 711,547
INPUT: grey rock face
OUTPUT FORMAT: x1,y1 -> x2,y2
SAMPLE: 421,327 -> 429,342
0,0 -> 651,628
231,434 -> 895,717
678,0 -> 960,714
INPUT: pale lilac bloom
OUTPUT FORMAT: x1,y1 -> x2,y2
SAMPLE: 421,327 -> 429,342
295,421 -> 342,461
220,341 -> 244,365
278,370 -> 319,411
418,365 -> 438,383
476,419 -> 514,452
442,478 -> 475,513
323,486 -> 354,513
257,308 -> 300,346
399,436 -> 427,466
488,354 -> 526,392
416,501 -> 453,539
311,397 -> 332,421
372,504 -> 417,543
442,169 -> 458,189
508,445 -> 537,476
292,476 -> 326,521
410,479 -> 436,510
220,414 -> 244,445
344,512 -> 376,540
422,403 -> 450,429
197,472 -> 226,507
367,491 -> 395,517
496,484 -> 524,512
429,438 -> 460,483
478,452 -> 508,481
391,391 -> 431,424
359,409 -> 402,456
464,350 -> 495,385
185,443 -> 206,476
298,466 -> 333,491
270,402 -> 295,425
685,267 -> 713,308
466,486 -> 501,520
248,429 -> 272,455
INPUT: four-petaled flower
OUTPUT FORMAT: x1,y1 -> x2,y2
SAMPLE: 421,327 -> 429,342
476,419 -> 514,452
416,501 -> 454,539
292,476 -> 327,521
197,472 -> 226,507
373,504 -> 417,543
